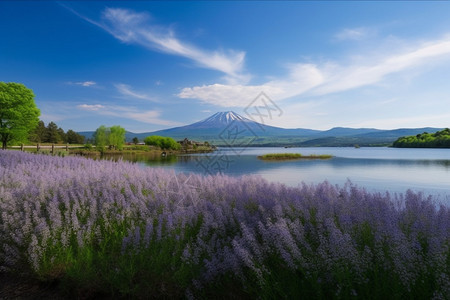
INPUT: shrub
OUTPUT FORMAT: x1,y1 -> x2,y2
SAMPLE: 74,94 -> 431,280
144,135 -> 180,150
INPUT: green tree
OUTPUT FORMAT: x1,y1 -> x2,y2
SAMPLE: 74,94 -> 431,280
0,82 -> 40,149
163,137 -> 180,150
66,129 -> 85,144
108,125 -> 126,150
144,135 -> 162,148
144,135 -> 180,150
57,127 -> 66,143
94,125 -> 126,151
393,128 -> 450,148
45,121 -> 60,143
132,137 -> 139,145
94,125 -> 108,151
30,120 -> 47,143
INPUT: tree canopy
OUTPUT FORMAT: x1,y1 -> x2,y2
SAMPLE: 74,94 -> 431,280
29,120 -> 85,144
46,121 -> 60,144
0,82 -> 40,149
94,125 -> 126,151
109,125 -> 126,150
393,128 -> 450,148
144,135 -> 180,150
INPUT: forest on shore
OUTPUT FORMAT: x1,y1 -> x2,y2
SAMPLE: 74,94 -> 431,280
393,128 -> 450,148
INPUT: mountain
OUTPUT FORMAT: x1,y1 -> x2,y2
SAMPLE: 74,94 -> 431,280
316,127 -> 382,137
140,111 -> 320,140
189,111 -> 253,128
78,111 -> 443,147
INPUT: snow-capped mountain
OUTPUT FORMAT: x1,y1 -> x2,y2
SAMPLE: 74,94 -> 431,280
194,111 -> 254,128
185,111 -> 261,130
78,111 -> 443,146
149,111 -> 319,138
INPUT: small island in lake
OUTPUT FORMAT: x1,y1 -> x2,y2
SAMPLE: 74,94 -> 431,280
258,153 -> 333,160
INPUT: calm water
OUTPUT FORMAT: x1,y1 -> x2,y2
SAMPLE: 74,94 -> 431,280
119,147 -> 450,204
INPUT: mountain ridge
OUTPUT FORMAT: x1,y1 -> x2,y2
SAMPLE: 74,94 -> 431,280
78,111 -> 444,147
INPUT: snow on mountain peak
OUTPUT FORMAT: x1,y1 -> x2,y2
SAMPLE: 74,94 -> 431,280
199,111 -> 252,125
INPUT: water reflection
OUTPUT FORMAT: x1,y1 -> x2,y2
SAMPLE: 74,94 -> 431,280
100,153 -> 178,166
93,148 -> 450,201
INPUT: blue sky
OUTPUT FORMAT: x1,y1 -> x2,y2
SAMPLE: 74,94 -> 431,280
1,1 -> 450,132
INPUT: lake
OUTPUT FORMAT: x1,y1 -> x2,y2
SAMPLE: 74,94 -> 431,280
115,147 -> 450,204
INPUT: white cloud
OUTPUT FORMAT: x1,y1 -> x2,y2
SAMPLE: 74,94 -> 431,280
178,63 -> 324,107
315,37 -> 450,95
115,83 -> 157,101
121,110 -> 181,126
79,81 -> 96,87
335,27 -> 372,41
68,81 -> 97,87
179,35 -> 450,107
179,84 -> 274,107
40,113 -> 65,123
77,104 -> 105,111
78,103 -> 182,127
71,7 -> 248,81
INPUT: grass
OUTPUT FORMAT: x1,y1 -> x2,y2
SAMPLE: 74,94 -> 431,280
258,153 -> 333,160
10,143 -> 214,157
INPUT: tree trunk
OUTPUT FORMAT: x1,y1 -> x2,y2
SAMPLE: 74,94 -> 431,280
2,140 -> 6,150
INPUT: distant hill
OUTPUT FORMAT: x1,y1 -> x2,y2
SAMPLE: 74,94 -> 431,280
78,111 -> 443,147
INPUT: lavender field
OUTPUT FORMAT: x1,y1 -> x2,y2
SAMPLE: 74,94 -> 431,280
0,150 -> 449,298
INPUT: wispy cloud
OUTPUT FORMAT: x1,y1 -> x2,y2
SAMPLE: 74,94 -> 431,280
77,103 -> 181,127
77,104 -> 105,111
121,110 -> 181,126
315,36 -> 450,95
115,83 -> 157,101
334,27 -> 372,41
68,81 -> 97,87
102,106 -> 182,126
68,6 -> 248,82
40,113 -> 65,123
179,35 -> 450,107
179,63 -> 324,107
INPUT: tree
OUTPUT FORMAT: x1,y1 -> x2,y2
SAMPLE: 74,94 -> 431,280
46,121 -> 60,143
161,137 -> 180,150
94,125 -> 108,151
30,120 -> 46,143
132,137 -> 139,145
393,128 -> 450,148
94,125 -> 126,151
57,127 -> 66,143
108,125 -> 125,150
0,82 -> 40,149
144,135 -> 162,148
66,129 -> 85,144
144,135 -> 180,150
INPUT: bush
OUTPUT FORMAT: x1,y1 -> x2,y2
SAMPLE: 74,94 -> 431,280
144,135 -> 180,150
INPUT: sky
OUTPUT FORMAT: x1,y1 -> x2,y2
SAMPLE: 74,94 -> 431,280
1,1 -> 450,132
